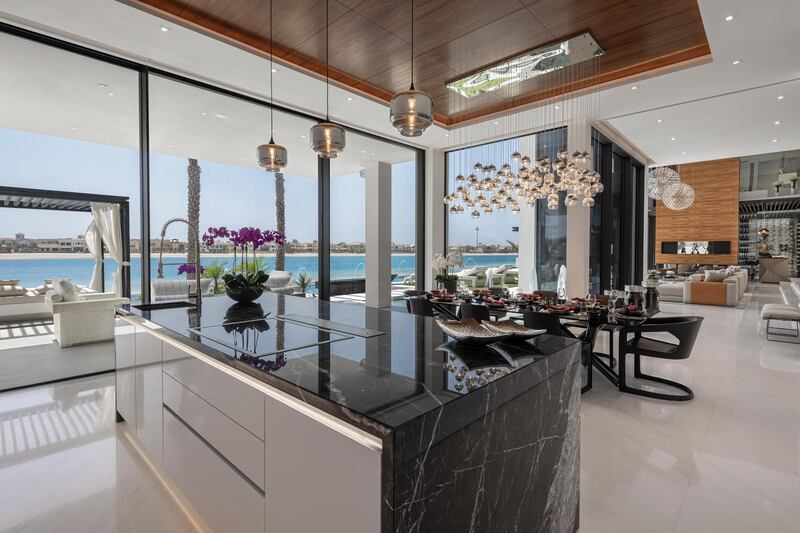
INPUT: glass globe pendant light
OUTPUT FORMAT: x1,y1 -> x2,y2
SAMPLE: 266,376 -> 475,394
389,0 -> 433,137
310,0 -> 346,158
257,0 -> 287,171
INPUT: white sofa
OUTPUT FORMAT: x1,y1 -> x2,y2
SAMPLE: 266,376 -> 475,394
152,279 -> 214,301
46,292 -> 128,347
657,266 -> 747,307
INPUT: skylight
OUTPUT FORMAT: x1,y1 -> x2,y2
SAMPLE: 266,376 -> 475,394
446,32 -> 604,98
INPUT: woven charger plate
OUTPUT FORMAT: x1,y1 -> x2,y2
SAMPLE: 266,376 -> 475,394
436,318 -> 510,345
483,320 -> 546,340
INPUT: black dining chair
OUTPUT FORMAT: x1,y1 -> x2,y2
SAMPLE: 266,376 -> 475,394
616,316 -> 703,401
522,311 -> 575,338
460,303 -> 491,323
404,290 -> 427,313
407,297 -> 436,317
536,290 -> 558,299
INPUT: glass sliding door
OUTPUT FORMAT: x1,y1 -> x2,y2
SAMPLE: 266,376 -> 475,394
0,31 -> 139,390
534,128 -> 568,291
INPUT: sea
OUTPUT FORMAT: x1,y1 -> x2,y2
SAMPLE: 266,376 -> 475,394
0,254 -> 517,298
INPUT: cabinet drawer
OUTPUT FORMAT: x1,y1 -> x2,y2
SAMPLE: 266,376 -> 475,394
163,372 -> 264,491
163,408 -> 265,533
162,342 -> 264,440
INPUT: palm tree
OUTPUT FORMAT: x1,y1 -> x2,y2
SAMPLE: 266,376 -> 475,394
187,158 -> 201,270
275,171 -> 286,271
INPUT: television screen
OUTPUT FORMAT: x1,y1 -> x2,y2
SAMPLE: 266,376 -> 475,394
661,241 -> 678,254
708,241 -> 730,254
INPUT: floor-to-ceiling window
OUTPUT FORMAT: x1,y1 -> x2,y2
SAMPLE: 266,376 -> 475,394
148,74 -> 318,298
0,31 -> 139,390
534,128 -> 568,291
589,129 -> 646,292
329,130 -> 417,303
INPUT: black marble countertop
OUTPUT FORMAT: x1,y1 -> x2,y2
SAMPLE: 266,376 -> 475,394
118,293 -> 580,439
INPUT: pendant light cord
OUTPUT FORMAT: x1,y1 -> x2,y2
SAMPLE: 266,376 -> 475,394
410,0 -> 414,90
325,0 -> 330,120
269,0 -> 274,142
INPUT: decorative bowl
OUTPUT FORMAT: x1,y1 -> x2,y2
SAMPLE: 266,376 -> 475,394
436,318 -> 510,345
482,320 -> 545,340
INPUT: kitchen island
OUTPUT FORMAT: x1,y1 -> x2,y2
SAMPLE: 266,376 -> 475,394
115,292 -> 581,533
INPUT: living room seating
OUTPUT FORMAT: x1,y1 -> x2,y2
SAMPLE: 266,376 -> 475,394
617,316 -> 703,401
46,291 -> 128,347
265,270 -> 298,295
456,267 -> 486,288
656,266 -> 748,307
761,303 -> 800,343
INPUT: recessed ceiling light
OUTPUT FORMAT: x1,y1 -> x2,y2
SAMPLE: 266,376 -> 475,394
778,95 -> 785,100
300,135 -> 306,139
554,105 -> 560,109
347,97 -> 353,101
493,121 -> 500,125
167,144 -> 174,148
631,85 -> 639,90
201,112 -> 207,116
360,150 -> 366,154
731,59 -> 741,65
774,120 -> 781,125
772,138 -> 779,143
657,119 -> 663,123
681,151 -> 687,155
215,113 -> 226,119
70,127 -> 78,131
370,152 -> 375,156
108,92 -> 115,97
271,68 -> 278,73
725,15 -> 734,21
160,25 -> 169,32
444,133 -> 449,137
671,137 -> 676,141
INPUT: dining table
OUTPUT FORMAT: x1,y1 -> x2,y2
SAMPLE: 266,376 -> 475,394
408,292 -> 659,393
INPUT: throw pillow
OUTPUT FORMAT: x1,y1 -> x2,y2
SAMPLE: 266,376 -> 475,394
704,270 -> 727,283
0,285 -> 25,296
55,279 -> 80,302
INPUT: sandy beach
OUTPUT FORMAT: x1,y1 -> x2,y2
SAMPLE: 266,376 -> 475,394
0,252 -> 419,260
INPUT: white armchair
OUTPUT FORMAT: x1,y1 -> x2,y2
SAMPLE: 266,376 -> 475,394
266,271 -> 298,295
46,292 -> 128,347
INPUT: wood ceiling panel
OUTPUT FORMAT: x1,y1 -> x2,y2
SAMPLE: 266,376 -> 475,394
121,0 -> 710,125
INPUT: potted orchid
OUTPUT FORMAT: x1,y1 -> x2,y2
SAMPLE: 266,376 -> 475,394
433,252 -> 463,293
202,226 -> 286,304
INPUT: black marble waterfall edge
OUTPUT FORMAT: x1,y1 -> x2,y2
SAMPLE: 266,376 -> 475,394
388,344 -> 581,533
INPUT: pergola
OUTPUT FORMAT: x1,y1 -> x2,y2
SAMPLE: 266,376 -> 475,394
0,186 -> 131,296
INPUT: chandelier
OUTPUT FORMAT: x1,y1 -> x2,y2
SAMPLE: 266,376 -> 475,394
647,166 -> 679,200
389,0 -> 433,137
649,166 -> 694,210
662,182 -> 695,210
257,0 -> 287,172
444,149 -> 603,217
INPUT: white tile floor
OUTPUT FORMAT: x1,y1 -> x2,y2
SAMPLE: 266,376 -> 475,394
0,283 -> 797,532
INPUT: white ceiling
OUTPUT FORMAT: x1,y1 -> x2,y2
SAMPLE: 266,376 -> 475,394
0,0 -> 798,167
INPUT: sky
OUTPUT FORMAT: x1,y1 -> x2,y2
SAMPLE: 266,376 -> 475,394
0,128 -> 416,244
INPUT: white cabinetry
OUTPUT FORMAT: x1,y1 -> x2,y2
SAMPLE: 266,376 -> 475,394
264,395 -> 382,533
135,326 -> 163,465
114,318 -> 136,424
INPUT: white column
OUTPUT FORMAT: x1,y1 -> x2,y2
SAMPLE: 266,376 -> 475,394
565,119 -> 592,297
516,135 -> 537,292
424,148 -> 446,291
365,161 -> 392,308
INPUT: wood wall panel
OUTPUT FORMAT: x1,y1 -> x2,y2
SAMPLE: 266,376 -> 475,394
655,158 -> 739,265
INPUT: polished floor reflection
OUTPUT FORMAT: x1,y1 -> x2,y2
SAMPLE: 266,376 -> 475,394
0,374 -> 199,533
0,284 -> 797,532
581,282 -> 800,533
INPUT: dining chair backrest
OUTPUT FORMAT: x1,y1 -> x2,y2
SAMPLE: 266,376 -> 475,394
460,303 -> 491,323
408,297 -> 435,317
626,316 -> 703,358
522,311 -> 564,336
404,290 -> 427,312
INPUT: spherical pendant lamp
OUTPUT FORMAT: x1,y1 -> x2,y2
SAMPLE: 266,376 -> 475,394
663,182 -> 695,210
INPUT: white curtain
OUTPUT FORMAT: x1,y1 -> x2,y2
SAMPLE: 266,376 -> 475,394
529,268 -> 539,292
485,267 -> 496,288
557,264 -> 567,293
84,221 -> 104,292
91,202 -> 125,296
